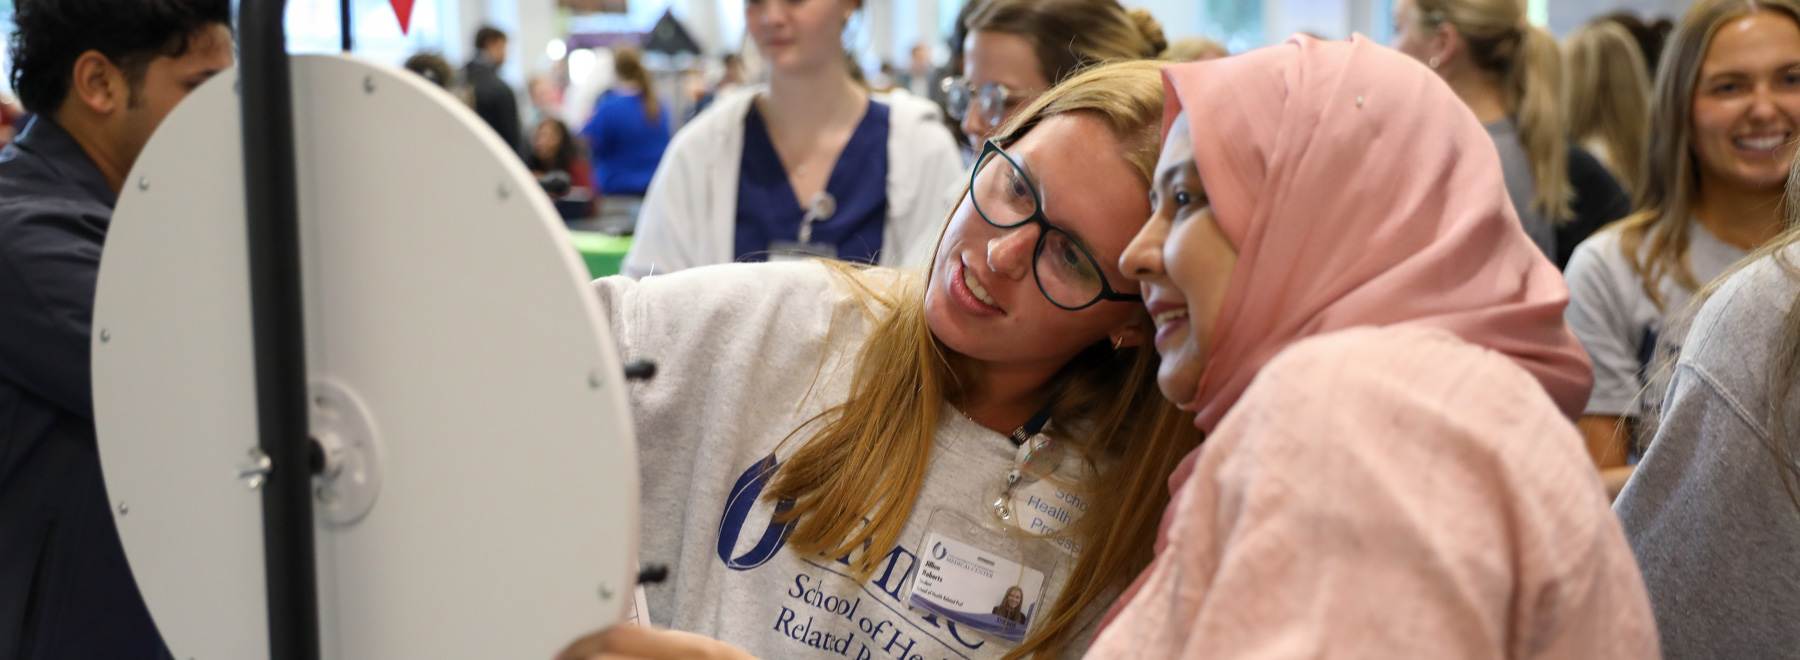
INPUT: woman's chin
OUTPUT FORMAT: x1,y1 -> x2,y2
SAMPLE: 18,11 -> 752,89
924,292 -> 982,357
1156,368 -> 1201,410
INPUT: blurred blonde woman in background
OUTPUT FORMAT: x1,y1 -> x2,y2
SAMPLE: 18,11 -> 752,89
948,0 -> 1167,151
1565,0 -> 1800,498
1394,0 -> 1633,268
1565,21 -> 1653,196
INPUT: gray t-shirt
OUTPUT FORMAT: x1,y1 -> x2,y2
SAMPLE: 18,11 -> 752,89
1614,243 -> 1800,659
1486,119 -> 1556,258
591,261 -> 1096,660
1564,221 -> 1749,417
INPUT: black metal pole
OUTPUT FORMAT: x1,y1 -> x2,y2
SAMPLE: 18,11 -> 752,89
239,1 -> 320,659
339,0 -> 352,52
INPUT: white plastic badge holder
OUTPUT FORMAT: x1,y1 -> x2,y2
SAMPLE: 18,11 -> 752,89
904,509 -> 1060,645
766,239 -> 839,260
768,192 -> 840,261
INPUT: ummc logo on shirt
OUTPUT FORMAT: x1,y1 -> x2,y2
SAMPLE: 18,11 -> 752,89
717,455 -> 795,570
716,456 -> 993,659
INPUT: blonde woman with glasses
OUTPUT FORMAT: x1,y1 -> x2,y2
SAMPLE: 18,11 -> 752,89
560,61 -> 1199,660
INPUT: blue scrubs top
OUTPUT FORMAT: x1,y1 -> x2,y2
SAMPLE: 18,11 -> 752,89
734,100 -> 889,264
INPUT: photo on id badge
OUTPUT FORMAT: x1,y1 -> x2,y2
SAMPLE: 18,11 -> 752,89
906,511 -> 1050,644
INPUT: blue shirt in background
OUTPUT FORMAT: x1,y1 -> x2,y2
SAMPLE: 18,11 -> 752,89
581,89 -> 672,196
734,100 -> 889,264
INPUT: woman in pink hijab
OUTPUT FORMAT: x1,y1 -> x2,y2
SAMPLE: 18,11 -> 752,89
1090,36 -> 1659,657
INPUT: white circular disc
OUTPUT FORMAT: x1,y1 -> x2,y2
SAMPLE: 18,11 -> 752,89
93,54 -> 639,659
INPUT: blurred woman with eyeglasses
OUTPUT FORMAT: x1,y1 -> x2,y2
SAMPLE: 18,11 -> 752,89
945,0 -> 1168,153
620,0 -> 963,278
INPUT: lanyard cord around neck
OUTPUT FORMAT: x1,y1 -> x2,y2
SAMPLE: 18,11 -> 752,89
1007,405 -> 1053,447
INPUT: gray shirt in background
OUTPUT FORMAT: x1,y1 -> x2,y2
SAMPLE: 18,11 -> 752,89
1564,221 -> 1748,418
1486,120 -> 1557,258
1485,121 -> 1634,268
1614,243 -> 1800,659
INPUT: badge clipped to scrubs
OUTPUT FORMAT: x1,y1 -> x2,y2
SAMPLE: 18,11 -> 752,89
768,191 -> 839,261
905,509 -> 1061,645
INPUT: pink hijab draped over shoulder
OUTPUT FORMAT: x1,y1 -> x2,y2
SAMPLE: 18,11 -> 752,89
1086,36 -> 1656,659
1168,35 -> 1591,433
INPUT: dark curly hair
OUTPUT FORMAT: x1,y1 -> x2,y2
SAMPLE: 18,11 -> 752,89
8,0 -> 232,114
404,52 -> 454,88
525,117 -> 579,173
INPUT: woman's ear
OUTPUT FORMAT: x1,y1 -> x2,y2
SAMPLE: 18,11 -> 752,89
1430,23 -> 1461,70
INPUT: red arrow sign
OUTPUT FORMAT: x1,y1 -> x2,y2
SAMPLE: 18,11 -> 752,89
390,0 -> 416,34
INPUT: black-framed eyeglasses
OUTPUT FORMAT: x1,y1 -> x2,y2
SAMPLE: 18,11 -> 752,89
940,77 -> 1042,129
970,140 -> 1143,311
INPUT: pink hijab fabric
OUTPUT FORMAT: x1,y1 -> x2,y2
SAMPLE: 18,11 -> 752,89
1166,35 -> 1591,433
1089,34 -> 1617,645
1085,325 -> 1659,658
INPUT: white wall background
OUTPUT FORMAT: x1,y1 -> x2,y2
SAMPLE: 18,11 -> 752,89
276,0 -> 1698,90
1547,0 -> 1688,34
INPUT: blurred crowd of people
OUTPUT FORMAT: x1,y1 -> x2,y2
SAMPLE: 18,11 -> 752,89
524,0 -> 1800,656
547,0 -> 1800,655
10,0 -> 1800,655
388,7 -> 1231,233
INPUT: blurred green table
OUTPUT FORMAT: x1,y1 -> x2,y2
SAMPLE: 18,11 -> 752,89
568,230 -> 633,278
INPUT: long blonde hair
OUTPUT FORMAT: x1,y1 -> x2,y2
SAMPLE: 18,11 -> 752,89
1615,0 -> 1800,311
964,0 -> 1169,86
1565,21 -> 1652,195
762,60 -> 1200,659
1413,0 -> 1572,221
1763,172 -> 1800,511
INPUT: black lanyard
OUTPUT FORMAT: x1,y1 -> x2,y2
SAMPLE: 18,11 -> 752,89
1007,405 -> 1053,447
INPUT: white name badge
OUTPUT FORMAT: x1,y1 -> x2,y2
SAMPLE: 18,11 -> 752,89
906,531 -> 1049,644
